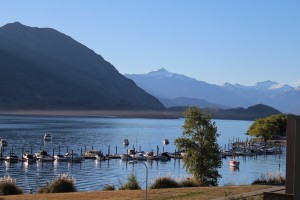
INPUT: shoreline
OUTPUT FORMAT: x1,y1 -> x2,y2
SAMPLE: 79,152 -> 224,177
0,109 -> 183,119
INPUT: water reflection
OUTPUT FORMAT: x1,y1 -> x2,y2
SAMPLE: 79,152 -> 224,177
0,116 -> 286,192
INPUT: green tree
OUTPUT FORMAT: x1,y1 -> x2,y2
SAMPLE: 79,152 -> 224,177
247,114 -> 287,141
174,106 -> 222,186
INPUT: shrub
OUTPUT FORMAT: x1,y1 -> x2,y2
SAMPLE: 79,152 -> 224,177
252,171 -> 285,185
39,173 -> 76,193
0,176 -> 23,195
119,174 -> 141,190
179,177 -> 201,187
150,176 -> 180,189
103,184 -> 115,191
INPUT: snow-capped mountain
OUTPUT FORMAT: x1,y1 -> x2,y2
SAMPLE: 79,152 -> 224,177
125,68 -> 299,114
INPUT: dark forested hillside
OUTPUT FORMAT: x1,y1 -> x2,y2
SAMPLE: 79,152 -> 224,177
0,22 -> 164,110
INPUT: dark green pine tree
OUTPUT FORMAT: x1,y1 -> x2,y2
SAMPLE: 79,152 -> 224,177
175,106 -> 222,186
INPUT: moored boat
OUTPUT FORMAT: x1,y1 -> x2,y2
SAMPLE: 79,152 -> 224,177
65,152 -> 84,163
229,158 -> 240,167
54,154 -> 67,162
23,152 -> 36,163
0,139 -> 8,147
84,150 -> 101,159
163,139 -> 169,145
44,133 -> 52,141
5,154 -> 20,163
123,139 -> 129,146
35,150 -> 54,162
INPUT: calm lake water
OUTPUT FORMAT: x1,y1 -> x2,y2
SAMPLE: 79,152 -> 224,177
0,115 -> 286,193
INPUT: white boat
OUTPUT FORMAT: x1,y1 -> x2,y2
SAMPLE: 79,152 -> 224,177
65,152 -> 84,162
35,150 -> 54,162
123,139 -> 129,146
54,154 -> 67,162
95,154 -> 105,161
44,133 -> 52,141
121,154 -> 133,161
180,150 -> 186,157
0,139 -> 8,147
163,139 -> 169,145
5,154 -> 20,163
132,152 -> 147,161
84,150 -> 101,158
229,158 -> 240,167
22,152 -> 36,163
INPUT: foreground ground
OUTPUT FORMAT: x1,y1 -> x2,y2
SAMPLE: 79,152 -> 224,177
2,185 -> 275,200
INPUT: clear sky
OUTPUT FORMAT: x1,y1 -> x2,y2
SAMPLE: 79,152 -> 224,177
1,0 -> 299,87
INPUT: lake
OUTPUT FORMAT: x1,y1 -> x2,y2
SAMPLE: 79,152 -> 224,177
0,115 -> 286,193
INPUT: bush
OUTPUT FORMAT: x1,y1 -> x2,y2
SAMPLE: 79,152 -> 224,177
252,171 -> 285,185
39,173 -> 76,193
150,176 -> 180,189
119,174 -> 141,190
103,184 -> 115,191
0,176 -> 23,195
179,177 -> 201,187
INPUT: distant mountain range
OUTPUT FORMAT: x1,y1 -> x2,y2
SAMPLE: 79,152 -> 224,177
0,22 -> 290,119
125,68 -> 300,114
167,104 -> 282,120
0,22 -> 164,110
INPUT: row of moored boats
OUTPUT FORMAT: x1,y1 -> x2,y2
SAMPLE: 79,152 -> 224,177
3,150 -> 107,163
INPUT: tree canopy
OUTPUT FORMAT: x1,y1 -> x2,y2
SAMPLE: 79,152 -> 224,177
174,106 -> 222,186
247,114 -> 287,141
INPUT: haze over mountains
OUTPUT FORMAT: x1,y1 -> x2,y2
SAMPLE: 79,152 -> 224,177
0,22 -> 164,110
125,68 -> 300,114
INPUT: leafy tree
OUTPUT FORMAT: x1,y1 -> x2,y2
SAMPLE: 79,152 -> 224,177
247,114 -> 287,141
174,106 -> 222,186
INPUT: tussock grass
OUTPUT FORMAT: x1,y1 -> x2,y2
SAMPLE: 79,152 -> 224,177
0,176 -> 23,195
252,171 -> 285,185
119,174 -> 141,190
38,173 -> 77,193
150,176 -> 180,189
179,177 -> 201,187
103,184 -> 115,191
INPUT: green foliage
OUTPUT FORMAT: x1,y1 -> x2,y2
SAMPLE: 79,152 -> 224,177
150,176 -> 180,189
175,106 -> 222,186
38,173 -> 76,193
252,171 -> 285,185
119,174 -> 141,190
247,114 -> 287,141
0,176 -> 23,195
103,184 -> 115,191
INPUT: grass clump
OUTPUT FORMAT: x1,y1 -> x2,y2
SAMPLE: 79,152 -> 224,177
179,177 -> 201,187
0,176 -> 23,195
103,184 -> 115,191
119,174 -> 141,190
150,176 -> 180,189
252,171 -> 285,185
39,173 -> 76,193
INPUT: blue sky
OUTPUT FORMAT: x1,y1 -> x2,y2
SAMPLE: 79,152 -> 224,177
1,1 -> 299,87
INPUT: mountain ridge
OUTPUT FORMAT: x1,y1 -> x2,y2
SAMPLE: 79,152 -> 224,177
125,68 -> 299,114
0,22 -> 165,110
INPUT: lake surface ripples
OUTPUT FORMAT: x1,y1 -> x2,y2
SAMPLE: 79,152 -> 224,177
0,115 -> 286,193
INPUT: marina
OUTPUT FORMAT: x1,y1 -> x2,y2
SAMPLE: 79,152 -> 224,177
0,115 -> 286,193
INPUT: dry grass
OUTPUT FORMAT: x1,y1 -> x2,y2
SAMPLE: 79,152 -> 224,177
3,185 -> 270,200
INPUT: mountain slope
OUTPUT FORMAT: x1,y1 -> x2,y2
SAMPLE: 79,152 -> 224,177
126,68 -> 299,114
0,22 -> 165,110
